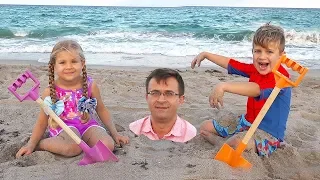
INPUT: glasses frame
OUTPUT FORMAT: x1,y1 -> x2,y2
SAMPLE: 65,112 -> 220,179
147,90 -> 180,99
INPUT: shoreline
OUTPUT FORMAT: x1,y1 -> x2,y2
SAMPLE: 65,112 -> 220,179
1,59 -> 319,78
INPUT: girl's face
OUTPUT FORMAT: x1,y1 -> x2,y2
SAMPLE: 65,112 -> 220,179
54,50 -> 84,83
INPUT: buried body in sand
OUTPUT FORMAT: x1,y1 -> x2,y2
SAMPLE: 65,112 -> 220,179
0,63 -> 319,179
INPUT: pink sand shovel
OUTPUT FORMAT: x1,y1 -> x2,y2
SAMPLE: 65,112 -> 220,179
8,70 -> 118,165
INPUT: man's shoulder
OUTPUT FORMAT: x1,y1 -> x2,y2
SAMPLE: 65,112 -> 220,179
177,116 -> 197,141
129,116 -> 149,135
181,118 -> 196,132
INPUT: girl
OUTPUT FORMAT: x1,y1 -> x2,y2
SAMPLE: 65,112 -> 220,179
16,40 -> 129,158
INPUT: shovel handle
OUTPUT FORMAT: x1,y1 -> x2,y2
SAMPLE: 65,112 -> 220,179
36,98 -> 82,145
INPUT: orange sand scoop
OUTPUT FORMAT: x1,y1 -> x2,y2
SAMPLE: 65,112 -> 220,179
214,55 -> 308,168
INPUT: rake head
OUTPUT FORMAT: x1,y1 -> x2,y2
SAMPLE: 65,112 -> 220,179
8,70 -> 40,101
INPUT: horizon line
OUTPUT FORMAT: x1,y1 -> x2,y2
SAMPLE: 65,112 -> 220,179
0,4 -> 319,9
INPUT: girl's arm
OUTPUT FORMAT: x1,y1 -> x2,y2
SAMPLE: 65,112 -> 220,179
91,82 -> 120,139
16,88 -> 50,157
27,88 -> 51,148
27,109 -> 49,149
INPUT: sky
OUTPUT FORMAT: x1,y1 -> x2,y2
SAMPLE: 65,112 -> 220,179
0,0 -> 319,8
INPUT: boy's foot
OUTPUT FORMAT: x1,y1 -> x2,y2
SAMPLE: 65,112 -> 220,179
200,130 -> 218,145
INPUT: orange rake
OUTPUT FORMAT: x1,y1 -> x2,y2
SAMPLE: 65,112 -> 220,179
214,55 -> 308,168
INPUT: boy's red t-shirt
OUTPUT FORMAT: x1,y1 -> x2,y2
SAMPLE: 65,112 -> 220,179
228,59 -> 290,123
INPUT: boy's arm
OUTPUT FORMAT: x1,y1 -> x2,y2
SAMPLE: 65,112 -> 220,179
191,52 -> 230,69
254,87 -> 292,101
221,82 -> 261,97
210,82 -> 260,109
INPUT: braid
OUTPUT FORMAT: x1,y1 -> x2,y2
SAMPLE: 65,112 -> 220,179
48,63 -> 56,103
48,62 -> 58,128
82,65 -> 88,98
81,65 -> 90,122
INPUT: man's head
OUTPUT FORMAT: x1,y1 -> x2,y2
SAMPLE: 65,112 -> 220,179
145,68 -> 185,122
252,23 -> 285,75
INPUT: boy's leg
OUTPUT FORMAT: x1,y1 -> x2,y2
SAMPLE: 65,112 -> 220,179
254,129 -> 282,157
226,129 -> 283,156
200,115 -> 248,145
37,127 -> 82,157
82,126 -> 115,151
225,133 -> 257,153
200,120 -> 219,145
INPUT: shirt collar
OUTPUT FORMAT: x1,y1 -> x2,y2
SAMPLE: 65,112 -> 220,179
141,115 -> 183,137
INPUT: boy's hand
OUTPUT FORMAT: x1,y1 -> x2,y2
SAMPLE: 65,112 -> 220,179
191,52 -> 206,69
16,143 -> 35,158
209,83 -> 225,110
114,135 -> 129,145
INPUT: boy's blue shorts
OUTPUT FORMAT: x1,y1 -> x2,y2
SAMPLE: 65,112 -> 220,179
212,114 -> 283,157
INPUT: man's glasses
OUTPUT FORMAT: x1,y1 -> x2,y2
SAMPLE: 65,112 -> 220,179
147,90 -> 180,99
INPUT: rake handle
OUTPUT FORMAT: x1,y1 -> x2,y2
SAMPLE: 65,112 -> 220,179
36,98 -> 82,144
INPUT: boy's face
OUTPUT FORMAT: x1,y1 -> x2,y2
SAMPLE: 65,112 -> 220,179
252,42 -> 284,75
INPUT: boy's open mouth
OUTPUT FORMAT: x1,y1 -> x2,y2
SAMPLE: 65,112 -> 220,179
258,62 -> 269,70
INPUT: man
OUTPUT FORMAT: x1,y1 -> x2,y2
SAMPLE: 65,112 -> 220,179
129,68 -> 196,143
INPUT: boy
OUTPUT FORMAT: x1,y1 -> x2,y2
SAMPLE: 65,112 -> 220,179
191,23 -> 291,156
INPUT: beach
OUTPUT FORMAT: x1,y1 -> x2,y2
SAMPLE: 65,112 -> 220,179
0,61 -> 319,180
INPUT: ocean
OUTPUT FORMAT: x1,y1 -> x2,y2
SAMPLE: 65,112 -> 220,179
0,5 -> 319,68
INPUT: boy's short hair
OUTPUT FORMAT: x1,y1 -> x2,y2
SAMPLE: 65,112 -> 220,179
146,68 -> 185,96
253,23 -> 285,52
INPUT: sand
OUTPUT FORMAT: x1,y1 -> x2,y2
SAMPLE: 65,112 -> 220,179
0,62 -> 319,180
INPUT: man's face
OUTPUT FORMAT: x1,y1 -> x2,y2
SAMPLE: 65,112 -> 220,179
146,77 -> 184,122
252,42 -> 284,75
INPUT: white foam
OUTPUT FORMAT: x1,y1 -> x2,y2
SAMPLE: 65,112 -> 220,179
0,30 -> 319,68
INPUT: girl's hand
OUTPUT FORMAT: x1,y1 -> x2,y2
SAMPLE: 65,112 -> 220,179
209,83 -> 225,110
191,52 -> 206,69
16,143 -> 35,158
114,135 -> 129,145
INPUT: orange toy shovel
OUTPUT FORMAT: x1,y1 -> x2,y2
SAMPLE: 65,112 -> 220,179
214,55 -> 308,168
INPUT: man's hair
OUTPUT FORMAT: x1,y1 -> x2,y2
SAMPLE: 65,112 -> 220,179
253,22 -> 285,52
146,68 -> 185,96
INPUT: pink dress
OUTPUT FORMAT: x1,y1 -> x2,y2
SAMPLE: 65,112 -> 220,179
48,77 -> 104,137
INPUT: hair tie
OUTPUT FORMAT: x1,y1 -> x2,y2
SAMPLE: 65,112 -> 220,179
77,96 -> 97,114
43,96 -> 64,116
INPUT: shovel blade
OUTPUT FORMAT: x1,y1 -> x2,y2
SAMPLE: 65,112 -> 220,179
78,140 -> 119,165
214,143 -> 252,169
